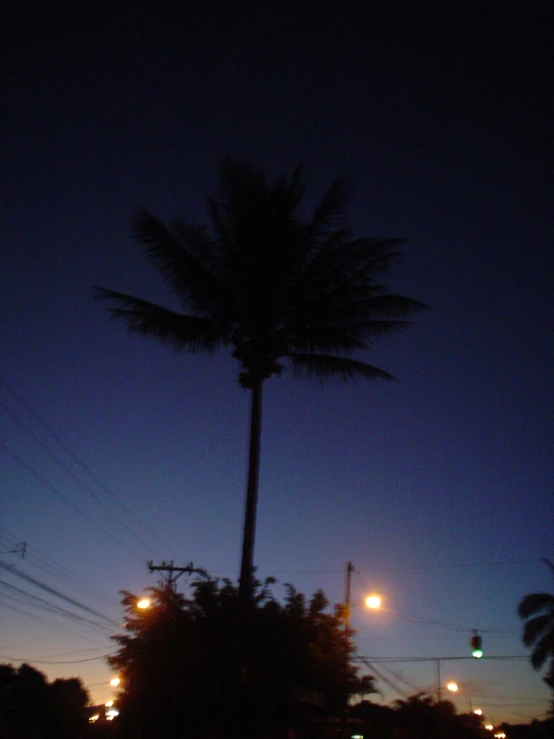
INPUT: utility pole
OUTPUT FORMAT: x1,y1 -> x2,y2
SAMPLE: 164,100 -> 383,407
0,542 -> 26,558
344,561 -> 354,633
147,560 -> 205,590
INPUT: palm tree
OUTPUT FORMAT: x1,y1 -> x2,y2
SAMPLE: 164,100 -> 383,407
518,558 -> 554,684
95,160 -> 426,606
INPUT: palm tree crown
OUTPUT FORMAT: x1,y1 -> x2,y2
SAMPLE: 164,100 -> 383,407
95,160 -> 426,600
518,558 -> 554,685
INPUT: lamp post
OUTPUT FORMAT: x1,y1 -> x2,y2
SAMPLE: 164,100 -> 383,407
343,561 -> 383,633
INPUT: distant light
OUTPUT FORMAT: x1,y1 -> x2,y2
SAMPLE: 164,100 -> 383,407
110,677 -> 121,687
473,649 -> 483,659
137,598 -> 151,609
446,682 -> 458,692
474,708 -> 483,716
494,734 -> 506,738
365,595 -> 381,609
351,735 -> 364,739
106,708 -> 119,720
485,725 -> 494,731
89,714 -> 100,723
105,700 -> 114,707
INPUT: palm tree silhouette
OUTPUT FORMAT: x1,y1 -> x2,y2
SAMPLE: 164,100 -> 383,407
95,160 -> 426,605
518,558 -> 554,685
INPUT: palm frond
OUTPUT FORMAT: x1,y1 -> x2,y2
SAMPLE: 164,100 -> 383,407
131,209 -> 227,312
93,288 -> 226,353
543,558 -> 554,578
286,353 -> 397,382
529,631 -> 554,671
311,176 -> 349,231
522,614 -> 554,647
293,295 -> 427,334
297,236 -> 406,303
289,320 -> 414,354
518,593 -> 554,620
356,295 -> 429,318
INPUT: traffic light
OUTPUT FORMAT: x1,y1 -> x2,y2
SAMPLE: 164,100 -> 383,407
471,633 -> 483,658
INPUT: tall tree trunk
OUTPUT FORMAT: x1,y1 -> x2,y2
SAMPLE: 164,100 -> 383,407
238,380 -> 263,607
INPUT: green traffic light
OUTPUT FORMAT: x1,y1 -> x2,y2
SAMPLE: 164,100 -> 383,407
470,633 -> 483,658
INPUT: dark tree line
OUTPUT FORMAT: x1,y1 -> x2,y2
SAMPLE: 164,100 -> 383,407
0,663 -> 89,739
108,574 -> 361,739
350,694 -> 490,739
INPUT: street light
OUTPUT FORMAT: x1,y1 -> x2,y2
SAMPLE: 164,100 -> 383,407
365,594 -> 381,610
110,677 -> 121,687
137,598 -> 151,609
446,682 -> 458,693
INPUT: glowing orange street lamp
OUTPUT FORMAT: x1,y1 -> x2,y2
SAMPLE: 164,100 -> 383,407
109,677 -> 121,687
137,598 -> 151,609
365,594 -> 382,610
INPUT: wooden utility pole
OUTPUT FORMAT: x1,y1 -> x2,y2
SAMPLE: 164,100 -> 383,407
344,561 -> 354,633
147,560 -> 205,590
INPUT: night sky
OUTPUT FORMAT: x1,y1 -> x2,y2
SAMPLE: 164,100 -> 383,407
1,0 -> 552,723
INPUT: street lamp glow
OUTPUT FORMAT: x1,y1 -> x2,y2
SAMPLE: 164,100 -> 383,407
446,682 -> 458,692
365,595 -> 381,609
474,709 -> 483,716
485,725 -> 493,731
137,598 -> 151,609
110,677 -> 121,687
105,700 -> 114,707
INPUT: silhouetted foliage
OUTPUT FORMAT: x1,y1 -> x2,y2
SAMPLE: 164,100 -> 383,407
500,716 -> 554,739
95,160 -> 427,603
518,558 -> 554,689
108,574 -> 358,738
352,673 -> 380,701
348,693 -> 488,739
0,662 -> 89,739
392,694 -> 484,739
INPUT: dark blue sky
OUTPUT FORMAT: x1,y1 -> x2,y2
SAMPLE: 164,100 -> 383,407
1,0 -> 552,721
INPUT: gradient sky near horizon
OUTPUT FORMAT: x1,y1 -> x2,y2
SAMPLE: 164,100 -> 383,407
1,0 -> 552,724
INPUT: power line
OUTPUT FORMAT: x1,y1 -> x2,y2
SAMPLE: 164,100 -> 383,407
0,580 -> 113,633
0,399 -> 155,555
0,599 -> 109,645
0,375 -> 177,557
374,661 -> 424,695
0,527 -> 119,612
0,652 -> 115,664
356,654 -> 529,663
0,440 -> 144,560
0,559 -> 120,628
257,559 -> 541,575
358,656 -> 410,699
9,646 -> 113,659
